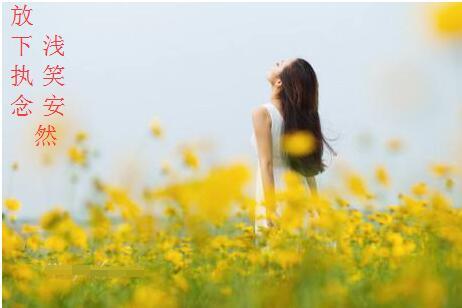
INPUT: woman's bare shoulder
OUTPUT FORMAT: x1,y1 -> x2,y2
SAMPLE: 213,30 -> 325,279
251,104 -> 270,123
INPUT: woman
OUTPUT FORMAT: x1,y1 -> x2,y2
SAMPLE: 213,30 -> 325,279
251,58 -> 335,233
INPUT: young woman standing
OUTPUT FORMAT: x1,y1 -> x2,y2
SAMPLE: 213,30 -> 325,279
251,58 -> 335,234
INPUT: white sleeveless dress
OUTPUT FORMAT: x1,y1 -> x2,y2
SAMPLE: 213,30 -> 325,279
250,102 -> 311,234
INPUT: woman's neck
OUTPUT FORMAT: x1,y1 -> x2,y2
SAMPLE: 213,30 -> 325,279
269,95 -> 282,111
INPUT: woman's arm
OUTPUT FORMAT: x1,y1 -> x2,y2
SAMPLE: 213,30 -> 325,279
252,106 -> 277,223
306,176 -> 318,196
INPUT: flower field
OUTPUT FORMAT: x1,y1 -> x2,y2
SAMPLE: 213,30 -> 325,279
3,127 -> 462,308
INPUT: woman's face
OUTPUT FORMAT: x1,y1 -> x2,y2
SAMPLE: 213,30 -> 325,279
267,58 -> 295,86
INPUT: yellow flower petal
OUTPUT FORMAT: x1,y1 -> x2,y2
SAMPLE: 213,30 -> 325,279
282,130 -> 316,156
4,198 -> 21,212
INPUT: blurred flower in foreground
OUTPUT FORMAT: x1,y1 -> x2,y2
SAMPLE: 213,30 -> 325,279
432,3 -> 462,38
412,182 -> 428,197
282,130 -> 315,156
11,162 -> 19,171
445,178 -> 454,191
375,165 -> 390,187
68,146 -> 86,166
4,198 -> 21,212
430,163 -> 455,178
129,285 -> 177,308
160,160 -> 173,175
67,131 -> 90,167
150,118 -> 163,138
75,131 -> 88,143
4,115 -> 462,307
345,172 -> 374,199
386,138 -> 404,153
181,146 -> 200,169
3,152 -> 462,307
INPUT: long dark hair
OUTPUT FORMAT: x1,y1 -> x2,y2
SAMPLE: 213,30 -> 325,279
277,58 -> 336,177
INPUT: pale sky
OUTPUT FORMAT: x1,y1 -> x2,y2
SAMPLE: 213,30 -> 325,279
3,3 -> 461,219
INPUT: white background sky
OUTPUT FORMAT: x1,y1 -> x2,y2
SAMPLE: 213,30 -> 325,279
3,3 -> 461,219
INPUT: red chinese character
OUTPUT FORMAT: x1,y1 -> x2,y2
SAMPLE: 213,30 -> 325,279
11,94 -> 34,116
11,4 -> 33,26
11,64 -> 33,86
11,35 -> 32,56
43,34 -> 64,56
34,124 -> 57,146
43,65 -> 64,86
43,94 -> 64,116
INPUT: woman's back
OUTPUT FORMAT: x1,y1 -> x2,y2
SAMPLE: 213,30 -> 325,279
251,102 -> 310,232
264,103 -> 285,168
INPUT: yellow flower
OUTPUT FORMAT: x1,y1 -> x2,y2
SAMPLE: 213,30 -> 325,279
431,192 -> 452,210
271,250 -> 302,269
173,274 -> 189,292
346,173 -> 373,199
68,146 -> 86,166
386,232 -> 403,246
44,235 -> 67,252
26,234 -> 41,251
150,118 -> 163,138
445,178 -> 454,190
348,271 -> 363,284
40,208 -> 67,230
164,250 -> 184,270
432,3 -> 462,37
282,130 -> 315,156
75,130 -> 88,143
210,259 -> 228,282
430,163 -> 454,177
104,200 -> 115,212
130,285 -> 177,308
386,138 -> 403,152
369,212 -> 392,225
164,206 -> 177,217
3,223 -> 24,259
412,182 -> 428,197
22,224 -> 39,234
69,226 -> 88,249
335,196 -> 350,208
7,264 -> 35,282
36,278 -> 72,302
375,165 -> 390,187
11,161 -> 19,171
182,147 -> 199,169
3,285 -> 11,300
4,198 -> 21,211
